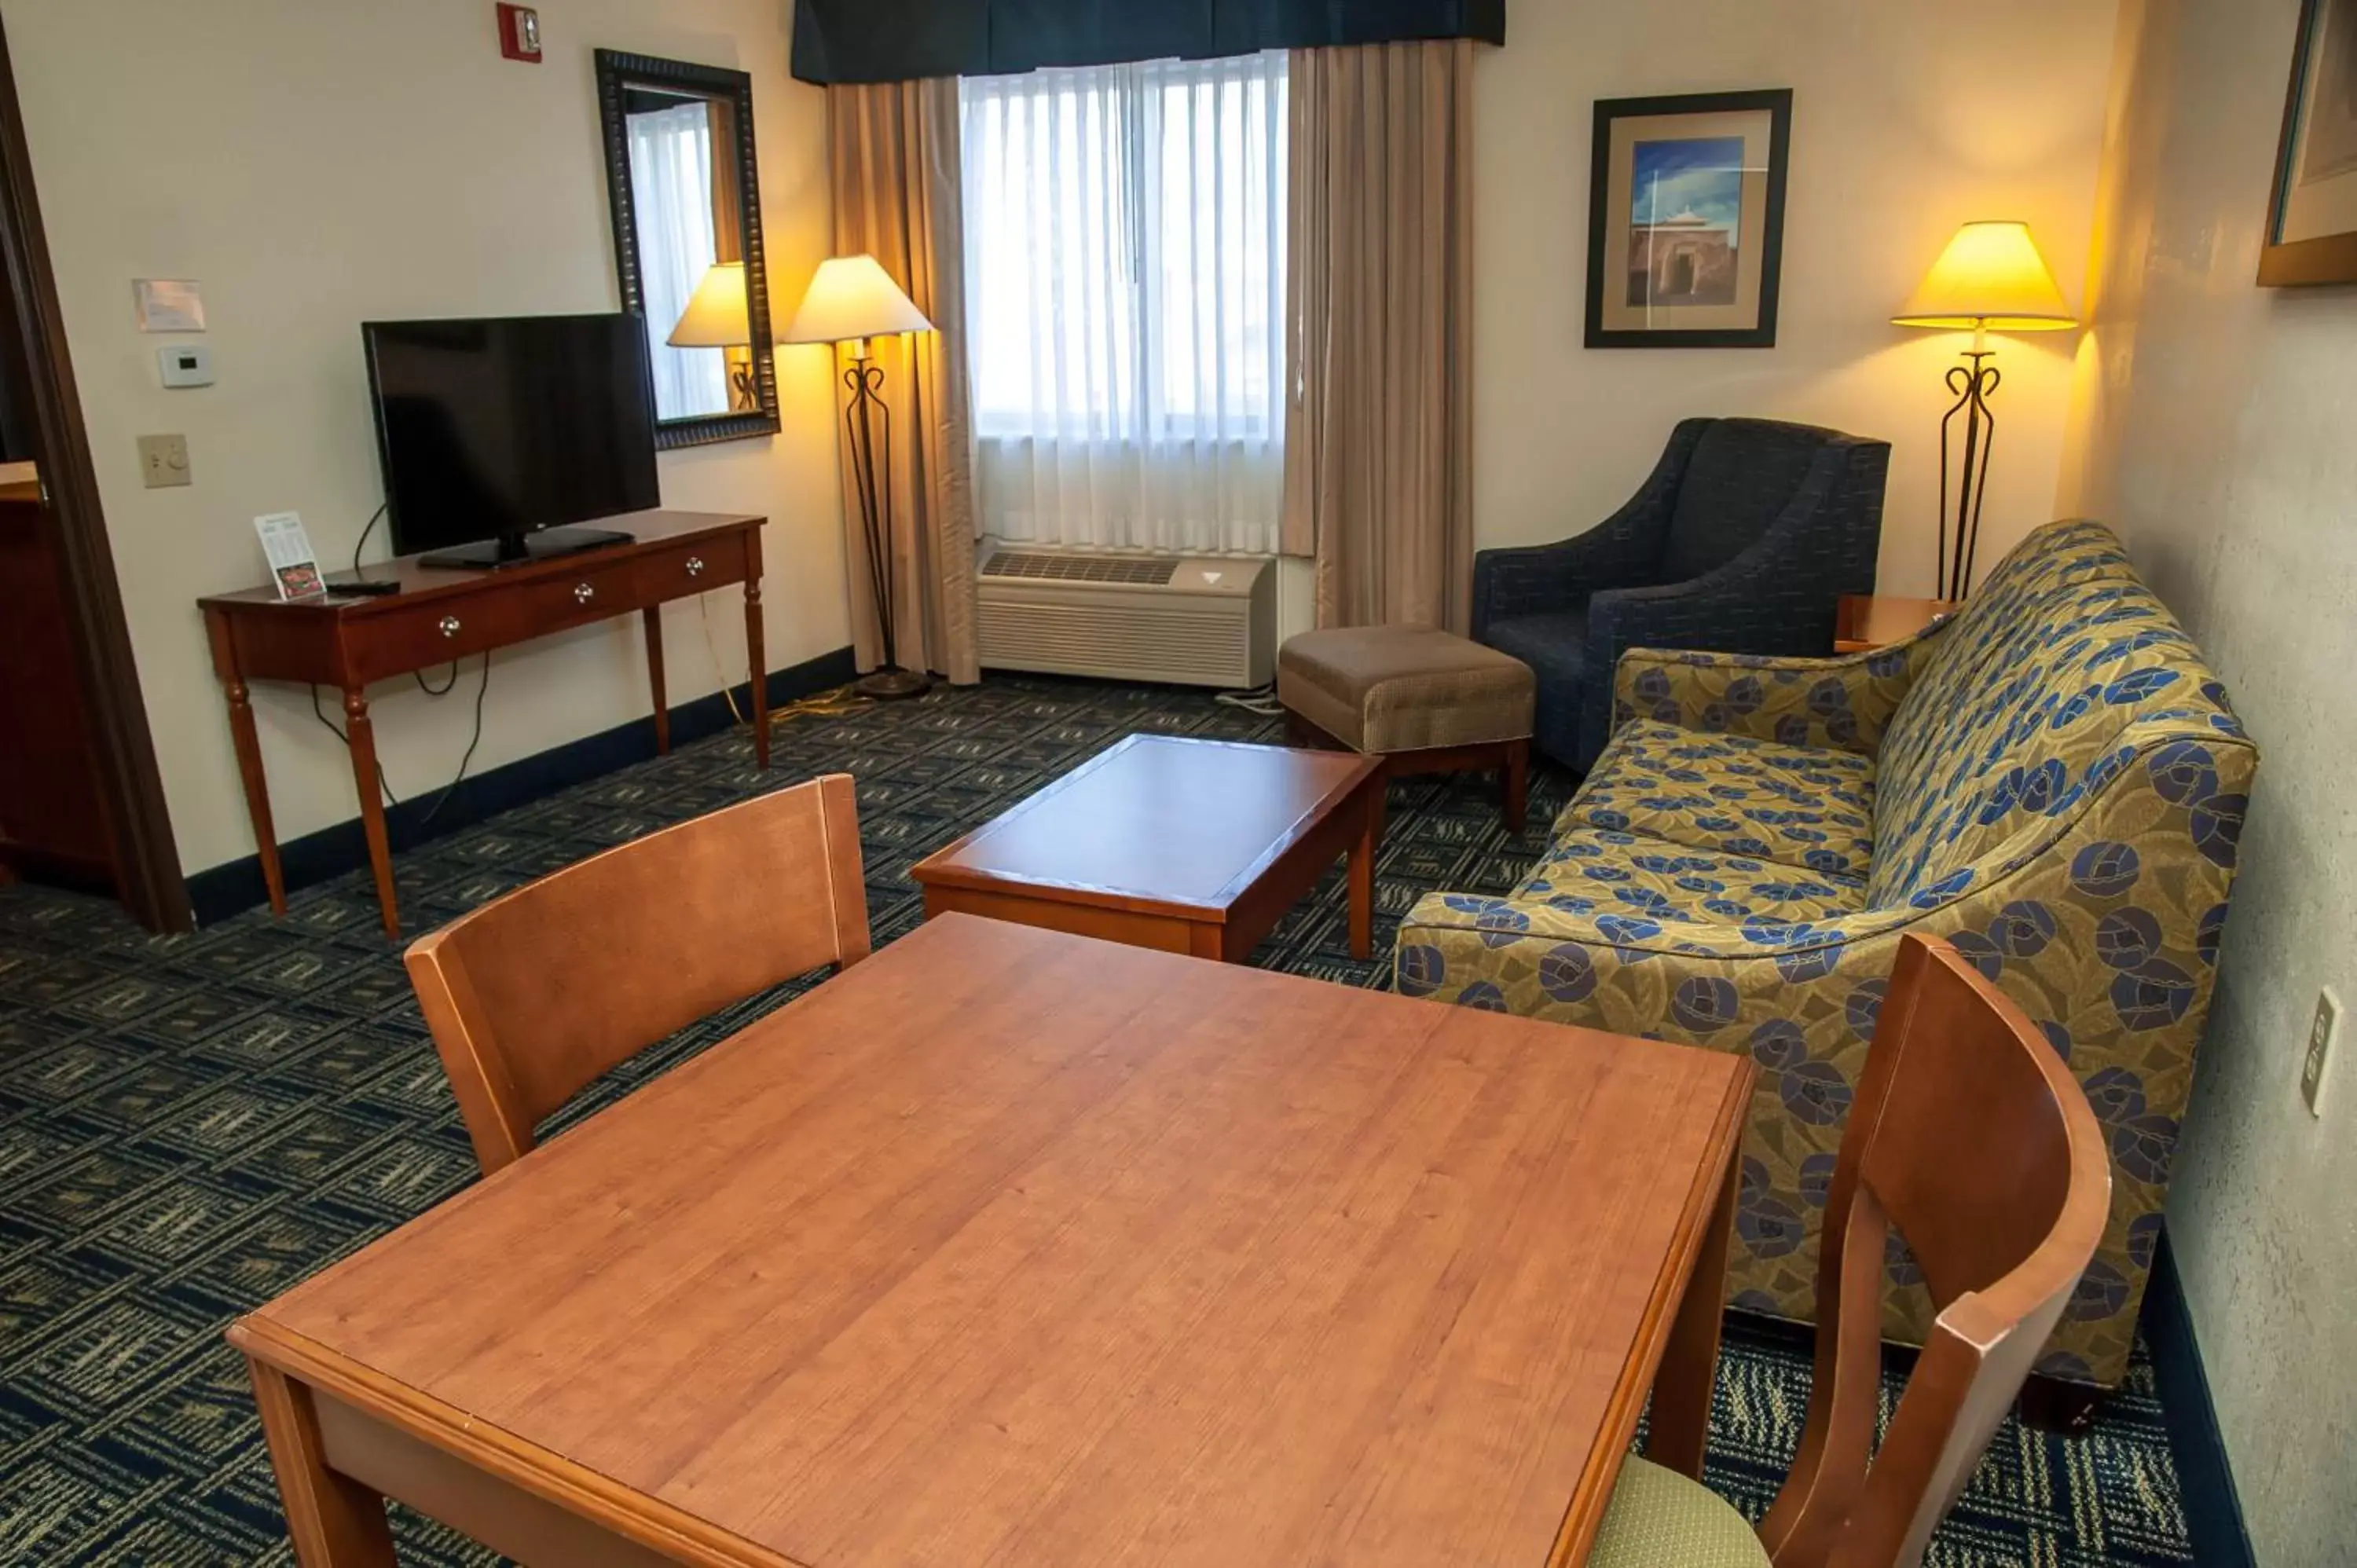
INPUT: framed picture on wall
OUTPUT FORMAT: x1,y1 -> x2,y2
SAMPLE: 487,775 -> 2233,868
1584,89 -> 1793,348
2262,0 -> 2357,284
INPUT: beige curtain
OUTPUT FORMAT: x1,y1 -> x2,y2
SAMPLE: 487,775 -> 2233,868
1282,40 -> 1475,633
708,101 -> 742,264
824,79 -> 980,683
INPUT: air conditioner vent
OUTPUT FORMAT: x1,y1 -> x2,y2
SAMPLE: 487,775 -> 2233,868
974,546 -> 1276,688
981,551 -> 1183,587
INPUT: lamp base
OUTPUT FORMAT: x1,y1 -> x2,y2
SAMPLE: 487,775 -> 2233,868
855,665 -> 932,700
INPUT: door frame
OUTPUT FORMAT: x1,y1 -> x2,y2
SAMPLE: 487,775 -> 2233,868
0,17 -> 189,931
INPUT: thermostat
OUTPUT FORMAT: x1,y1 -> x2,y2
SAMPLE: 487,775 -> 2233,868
158,344 -> 214,388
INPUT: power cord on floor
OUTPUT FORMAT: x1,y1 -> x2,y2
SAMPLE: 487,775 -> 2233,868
1215,680 -> 1285,716
306,652 -> 491,822
696,595 -> 748,727
416,654 -> 491,825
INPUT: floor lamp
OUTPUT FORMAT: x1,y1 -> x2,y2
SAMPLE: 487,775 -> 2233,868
1893,222 -> 2077,599
784,255 -> 937,699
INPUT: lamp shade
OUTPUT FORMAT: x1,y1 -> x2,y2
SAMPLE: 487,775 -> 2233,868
783,254 -> 933,345
1893,221 -> 2077,332
668,261 -> 753,348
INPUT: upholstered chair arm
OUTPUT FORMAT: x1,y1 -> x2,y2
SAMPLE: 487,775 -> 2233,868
1574,438 -> 1893,761
1468,419 -> 1707,638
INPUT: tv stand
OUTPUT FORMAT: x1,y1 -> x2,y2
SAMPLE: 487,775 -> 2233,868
420,523 -> 636,570
197,511 -> 768,938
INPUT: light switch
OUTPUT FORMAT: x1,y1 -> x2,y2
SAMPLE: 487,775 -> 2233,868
137,433 -> 191,488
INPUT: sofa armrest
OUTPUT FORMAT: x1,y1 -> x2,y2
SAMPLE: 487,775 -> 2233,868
1469,419 -> 1706,637
1608,623 -> 1948,758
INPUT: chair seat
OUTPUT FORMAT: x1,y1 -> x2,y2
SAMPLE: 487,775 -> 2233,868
1587,1458 -> 1770,1568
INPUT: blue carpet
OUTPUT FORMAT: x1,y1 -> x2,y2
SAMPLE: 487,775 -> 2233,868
0,676 -> 2190,1564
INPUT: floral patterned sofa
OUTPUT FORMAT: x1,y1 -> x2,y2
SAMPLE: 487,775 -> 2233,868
1394,518 -> 2256,1394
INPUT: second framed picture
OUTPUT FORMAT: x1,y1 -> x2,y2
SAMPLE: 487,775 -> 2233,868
1585,89 -> 1793,349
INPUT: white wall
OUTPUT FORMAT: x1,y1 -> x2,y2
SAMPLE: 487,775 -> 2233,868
4,0 -> 848,877
2062,2 -> 2357,1559
1473,0 -> 2119,593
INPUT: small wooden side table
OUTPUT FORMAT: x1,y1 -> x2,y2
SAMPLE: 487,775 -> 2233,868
1834,594 -> 1961,653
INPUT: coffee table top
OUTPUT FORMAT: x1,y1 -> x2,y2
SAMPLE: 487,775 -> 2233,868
911,735 -> 1381,915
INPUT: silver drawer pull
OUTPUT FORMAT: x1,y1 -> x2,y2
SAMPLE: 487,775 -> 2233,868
685,555 -> 706,577
574,582 -> 596,604
438,614 -> 462,639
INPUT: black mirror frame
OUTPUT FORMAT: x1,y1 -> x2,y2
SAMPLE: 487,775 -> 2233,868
595,49 -> 779,449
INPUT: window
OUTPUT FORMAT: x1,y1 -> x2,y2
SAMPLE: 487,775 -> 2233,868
960,52 -> 1288,555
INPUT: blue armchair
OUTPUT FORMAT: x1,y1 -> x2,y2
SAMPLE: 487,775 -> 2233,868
1472,417 -> 1890,770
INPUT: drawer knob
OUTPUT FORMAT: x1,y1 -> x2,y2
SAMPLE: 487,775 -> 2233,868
685,555 -> 706,577
438,614 -> 461,639
574,582 -> 596,604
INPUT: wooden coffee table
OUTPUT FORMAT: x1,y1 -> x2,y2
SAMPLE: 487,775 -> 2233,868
911,735 -> 1385,962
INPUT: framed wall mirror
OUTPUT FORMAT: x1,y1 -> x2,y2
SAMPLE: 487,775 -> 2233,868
595,49 -> 778,447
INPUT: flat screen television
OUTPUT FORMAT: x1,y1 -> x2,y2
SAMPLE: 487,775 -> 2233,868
364,313 -> 659,569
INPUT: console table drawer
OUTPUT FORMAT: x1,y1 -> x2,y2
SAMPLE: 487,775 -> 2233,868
633,532 -> 749,599
352,557 -> 649,682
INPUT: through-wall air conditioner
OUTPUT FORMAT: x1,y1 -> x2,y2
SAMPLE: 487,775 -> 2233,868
975,543 -> 1276,688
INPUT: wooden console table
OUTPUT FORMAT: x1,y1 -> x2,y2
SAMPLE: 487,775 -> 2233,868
198,510 -> 768,938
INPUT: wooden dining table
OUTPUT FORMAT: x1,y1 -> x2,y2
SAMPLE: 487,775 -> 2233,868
230,914 -> 1754,1567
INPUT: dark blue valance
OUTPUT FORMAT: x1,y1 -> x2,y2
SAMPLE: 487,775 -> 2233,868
790,0 -> 1505,86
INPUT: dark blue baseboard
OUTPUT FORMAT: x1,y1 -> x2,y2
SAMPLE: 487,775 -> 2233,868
2142,1224 -> 2255,1567
184,647 -> 857,927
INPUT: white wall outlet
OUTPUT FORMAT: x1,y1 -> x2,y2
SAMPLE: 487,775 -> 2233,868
2301,987 -> 2341,1116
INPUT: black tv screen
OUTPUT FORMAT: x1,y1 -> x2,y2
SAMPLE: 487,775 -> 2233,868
364,313 -> 658,556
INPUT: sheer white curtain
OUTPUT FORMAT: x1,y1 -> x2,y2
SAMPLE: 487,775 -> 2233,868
625,103 -> 731,419
960,52 -> 1287,555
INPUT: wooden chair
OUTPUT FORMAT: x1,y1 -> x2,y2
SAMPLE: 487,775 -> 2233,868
1590,932 -> 2112,1568
405,774 -> 870,1177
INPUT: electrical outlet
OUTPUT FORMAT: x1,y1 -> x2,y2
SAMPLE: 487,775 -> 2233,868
2301,987 -> 2341,1116
137,433 -> 191,489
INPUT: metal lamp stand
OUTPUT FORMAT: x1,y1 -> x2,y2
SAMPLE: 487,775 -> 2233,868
841,338 -> 930,700
1934,335 -> 2000,600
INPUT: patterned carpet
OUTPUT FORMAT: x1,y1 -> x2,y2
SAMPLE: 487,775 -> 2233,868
0,676 -> 2193,1565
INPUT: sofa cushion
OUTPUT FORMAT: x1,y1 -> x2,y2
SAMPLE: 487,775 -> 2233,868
1519,828 -> 1866,932
1661,419 -> 1828,582
1568,720 -> 1876,881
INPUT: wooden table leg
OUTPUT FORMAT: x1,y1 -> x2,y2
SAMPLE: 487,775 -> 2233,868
225,673 -> 287,918
642,606 -> 669,756
1501,738 -> 1530,835
207,609 -> 287,918
1347,779 -> 1384,962
245,1357 -> 397,1566
744,580 -> 770,769
342,687 -> 399,939
1645,1131 -> 1740,1479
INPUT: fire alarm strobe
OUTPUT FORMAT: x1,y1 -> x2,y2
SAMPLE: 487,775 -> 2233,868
497,4 -> 542,63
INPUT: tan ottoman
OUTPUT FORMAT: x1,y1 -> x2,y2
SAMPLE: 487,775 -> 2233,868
1277,626 -> 1535,831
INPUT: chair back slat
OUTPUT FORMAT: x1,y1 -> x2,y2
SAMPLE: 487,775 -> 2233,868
1758,933 -> 2110,1568
405,774 -> 869,1175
